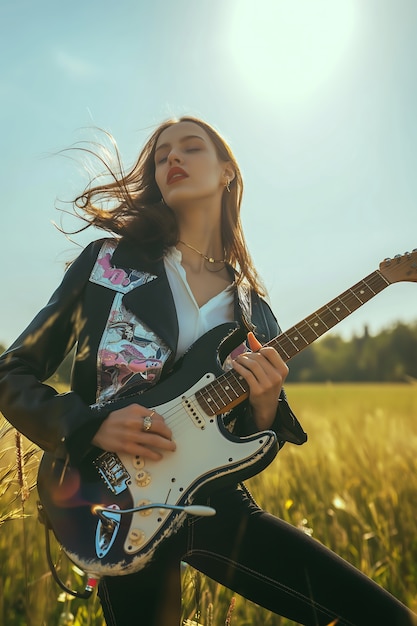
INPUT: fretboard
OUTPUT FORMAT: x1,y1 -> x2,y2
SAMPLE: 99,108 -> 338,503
196,269 -> 390,416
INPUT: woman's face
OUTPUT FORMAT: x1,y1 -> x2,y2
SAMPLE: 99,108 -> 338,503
154,121 -> 228,211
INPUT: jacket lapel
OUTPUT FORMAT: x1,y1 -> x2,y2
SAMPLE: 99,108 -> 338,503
122,271 -> 178,354
112,239 -> 179,355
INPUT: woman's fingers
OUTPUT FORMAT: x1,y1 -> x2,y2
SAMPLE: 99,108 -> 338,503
234,347 -> 288,386
232,336 -> 289,429
92,404 -> 176,460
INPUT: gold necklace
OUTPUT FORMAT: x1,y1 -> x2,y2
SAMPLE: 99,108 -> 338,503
179,240 -> 226,265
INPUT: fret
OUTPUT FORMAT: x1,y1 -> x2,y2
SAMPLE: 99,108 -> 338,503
295,314 -> 330,341
310,314 -> 329,330
300,318 -> 325,338
291,326 -> 310,346
324,303 -> 344,323
219,379 -> 239,403
284,325 -> 310,354
345,290 -> 365,307
350,289 -> 365,305
375,270 -> 391,288
230,371 -> 249,394
213,377 -> 239,407
275,341 -> 291,360
216,371 -> 246,398
304,307 -> 339,334
197,385 -> 222,415
206,383 -> 225,410
284,336 -> 301,353
292,320 -> 323,347
304,319 -> 320,338
364,280 -> 377,295
336,299 -> 352,314
356,280 -> 377,299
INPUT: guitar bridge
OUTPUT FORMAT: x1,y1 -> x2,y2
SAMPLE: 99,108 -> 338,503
94,452 -> 130,494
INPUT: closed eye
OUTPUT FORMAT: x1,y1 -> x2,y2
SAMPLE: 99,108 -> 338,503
156,147 -> 200,164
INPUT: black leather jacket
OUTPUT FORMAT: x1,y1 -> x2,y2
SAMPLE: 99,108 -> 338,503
0,238 -> 307,463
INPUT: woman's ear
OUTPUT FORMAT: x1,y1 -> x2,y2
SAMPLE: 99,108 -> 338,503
223,163 -> 236,184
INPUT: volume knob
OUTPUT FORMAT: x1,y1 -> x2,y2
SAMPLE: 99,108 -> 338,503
126,529 -> 145,550
135,469 -> 151,487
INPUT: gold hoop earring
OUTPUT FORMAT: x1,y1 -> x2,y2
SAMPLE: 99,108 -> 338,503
225,179 -> 231,193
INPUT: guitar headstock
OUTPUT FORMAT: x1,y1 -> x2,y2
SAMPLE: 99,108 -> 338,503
379,249 -> 417,284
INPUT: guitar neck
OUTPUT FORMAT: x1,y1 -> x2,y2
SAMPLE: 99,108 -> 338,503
269,268 -> 390,361
196,269 -> 390,416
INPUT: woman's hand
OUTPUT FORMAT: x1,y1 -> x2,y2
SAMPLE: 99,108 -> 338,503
92,405 -> 176,461
232,332 -> 288,430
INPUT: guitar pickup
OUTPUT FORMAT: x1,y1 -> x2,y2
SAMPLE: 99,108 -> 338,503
182,395 -> 206,429
94,452 -> 130,494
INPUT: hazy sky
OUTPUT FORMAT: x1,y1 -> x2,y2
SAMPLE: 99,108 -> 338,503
2,0 -> 417,350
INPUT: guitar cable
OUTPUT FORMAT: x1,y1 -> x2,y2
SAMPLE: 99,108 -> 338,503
38,500 -> 99,599
93,502 -> 217,521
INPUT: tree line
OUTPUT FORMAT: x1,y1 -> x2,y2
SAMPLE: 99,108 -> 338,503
287,321 -> 417,383
1,320 -> 416,384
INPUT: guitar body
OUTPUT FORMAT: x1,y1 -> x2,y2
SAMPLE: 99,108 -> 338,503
37,323 -> 278,577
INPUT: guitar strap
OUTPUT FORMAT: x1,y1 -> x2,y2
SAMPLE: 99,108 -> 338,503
235,280 -> 255,333
218,281 -> 276,365
235,280 -> 279,343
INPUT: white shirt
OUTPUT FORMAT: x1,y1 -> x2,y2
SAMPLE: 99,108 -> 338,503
164,247 -> 234,359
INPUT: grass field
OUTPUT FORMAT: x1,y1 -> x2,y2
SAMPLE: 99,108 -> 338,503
1,383 -> 417,625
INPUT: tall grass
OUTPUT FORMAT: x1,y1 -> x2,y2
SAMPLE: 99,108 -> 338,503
1,384 -> 417,625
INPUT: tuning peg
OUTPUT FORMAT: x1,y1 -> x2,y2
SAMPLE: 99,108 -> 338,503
384,257 -> 392,264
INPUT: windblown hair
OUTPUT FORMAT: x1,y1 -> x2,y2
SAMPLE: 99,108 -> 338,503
67,116 -> 265,293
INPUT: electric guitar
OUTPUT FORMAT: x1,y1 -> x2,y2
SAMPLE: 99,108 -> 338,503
37,249 -> 417,579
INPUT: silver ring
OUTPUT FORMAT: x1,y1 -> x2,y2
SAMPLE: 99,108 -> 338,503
143,410 -> 155,432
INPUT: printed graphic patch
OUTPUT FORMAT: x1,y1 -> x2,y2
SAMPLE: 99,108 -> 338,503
90,240 -> 157,294
96,293 -> 171,403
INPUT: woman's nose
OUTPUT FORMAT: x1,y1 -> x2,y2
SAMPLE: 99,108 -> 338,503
167,149 -> 182,165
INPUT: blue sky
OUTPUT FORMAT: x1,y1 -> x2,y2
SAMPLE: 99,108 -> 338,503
1,0 -> 417,349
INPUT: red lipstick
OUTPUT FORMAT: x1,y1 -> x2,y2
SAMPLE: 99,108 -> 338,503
167,167 -> 188,185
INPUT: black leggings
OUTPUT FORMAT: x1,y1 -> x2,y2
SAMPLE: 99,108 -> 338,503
98,486 -> 417,625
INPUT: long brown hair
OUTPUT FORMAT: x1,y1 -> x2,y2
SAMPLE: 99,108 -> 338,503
69,116 -> 264,293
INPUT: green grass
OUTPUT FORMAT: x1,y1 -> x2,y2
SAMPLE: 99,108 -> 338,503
1,384 -> 417,625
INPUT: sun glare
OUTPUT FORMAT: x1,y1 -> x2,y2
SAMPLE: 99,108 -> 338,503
229,0 -> 358,108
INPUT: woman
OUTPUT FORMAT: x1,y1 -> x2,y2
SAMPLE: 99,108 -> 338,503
0,117 -> 416,625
